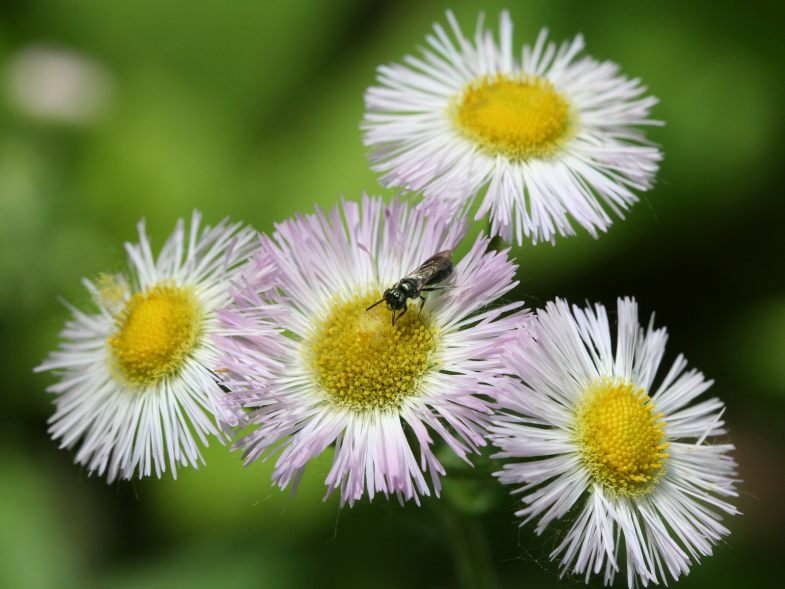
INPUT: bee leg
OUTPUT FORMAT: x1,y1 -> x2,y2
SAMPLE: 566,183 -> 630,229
421,285 -> 451,292
394,305 -> 407,326
417,295 -> 426,319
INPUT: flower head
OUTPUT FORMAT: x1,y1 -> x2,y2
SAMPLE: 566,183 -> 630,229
490,298 -> 738,587
36,212 -> 256,482
218,196 -> 526,506
363,11 -> 662,245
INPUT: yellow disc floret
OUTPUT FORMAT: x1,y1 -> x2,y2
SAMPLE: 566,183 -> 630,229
575,379 -> 669,496
308,292 -> 439,411
454,74 -> 573,160
109,283 -> 203,387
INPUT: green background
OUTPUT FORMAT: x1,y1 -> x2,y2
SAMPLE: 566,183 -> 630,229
2,1 -> 783,587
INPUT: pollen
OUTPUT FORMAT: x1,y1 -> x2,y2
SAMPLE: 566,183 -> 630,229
454,75 -> 573,160
575,379 -> 669,497
95,273 -> 128,309
308,292 -> 439,411
108,284 -> 202,387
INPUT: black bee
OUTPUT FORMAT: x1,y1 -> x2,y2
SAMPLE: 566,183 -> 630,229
367,250 -> 453,325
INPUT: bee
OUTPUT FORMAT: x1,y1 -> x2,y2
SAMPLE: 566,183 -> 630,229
367,250 -> 453,325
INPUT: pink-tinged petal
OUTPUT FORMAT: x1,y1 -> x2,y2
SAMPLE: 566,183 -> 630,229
219,196 -> 528,504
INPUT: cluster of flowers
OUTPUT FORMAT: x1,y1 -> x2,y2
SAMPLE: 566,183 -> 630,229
38,12 -> 737,587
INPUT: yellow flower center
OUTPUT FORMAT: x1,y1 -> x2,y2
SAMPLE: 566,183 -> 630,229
108,284 -> 203,387
454,75 -> 573,160
575,379 -> 669,496
308,292 -> 439,411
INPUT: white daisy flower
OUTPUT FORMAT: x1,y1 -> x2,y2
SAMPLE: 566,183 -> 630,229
363,11 -> 662,245
36,212 -> 257,482
490,298 -> 738,587
217,196 -> 527,506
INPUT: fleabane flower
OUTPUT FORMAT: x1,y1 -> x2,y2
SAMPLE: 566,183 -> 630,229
490,298 -> 738,587
36,212 -> 257,482
218,196 -> 527,506
363,11 -> 662,245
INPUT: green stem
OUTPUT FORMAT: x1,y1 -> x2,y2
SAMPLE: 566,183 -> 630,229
432,500 -> 499,589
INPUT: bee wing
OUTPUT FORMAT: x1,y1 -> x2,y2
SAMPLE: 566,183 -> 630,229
407,250 -> 453,287
419,250 -> 452,268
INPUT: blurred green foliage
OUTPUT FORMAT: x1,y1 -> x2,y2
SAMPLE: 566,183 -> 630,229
1,1 -> 784,588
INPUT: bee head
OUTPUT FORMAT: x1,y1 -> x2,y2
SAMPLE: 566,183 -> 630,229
383,287 -> 407,310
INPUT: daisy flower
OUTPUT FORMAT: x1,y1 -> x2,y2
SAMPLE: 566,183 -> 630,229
217,195 -> 527,506
363,11 -> 662,245
36,212 -> 257,482
490,298 -> 738,587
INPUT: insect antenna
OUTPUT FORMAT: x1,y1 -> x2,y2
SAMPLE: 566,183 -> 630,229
366,298 -> 385,311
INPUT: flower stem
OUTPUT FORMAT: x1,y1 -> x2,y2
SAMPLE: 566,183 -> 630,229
432,500 -> 499,589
